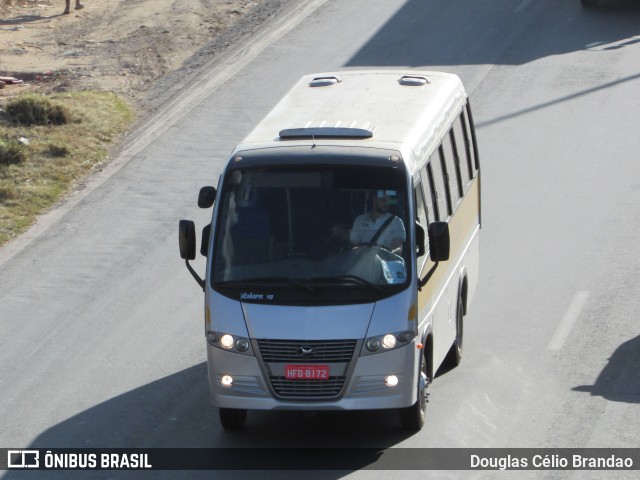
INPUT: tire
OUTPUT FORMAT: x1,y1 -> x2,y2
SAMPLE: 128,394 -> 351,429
443,296 -> 464,369
399,351 -> 429,431
219,408 -> 247,430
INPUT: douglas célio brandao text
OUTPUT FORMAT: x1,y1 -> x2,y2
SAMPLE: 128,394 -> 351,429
470,453 -> 634,470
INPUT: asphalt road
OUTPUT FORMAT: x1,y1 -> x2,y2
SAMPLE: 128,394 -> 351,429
2,0 -> 640,478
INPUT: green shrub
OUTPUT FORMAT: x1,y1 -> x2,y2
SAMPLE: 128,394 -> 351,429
5,94 -> 69,126
0,138 -> 25,165
46,143 -> 70,157
0,185 -> 18,202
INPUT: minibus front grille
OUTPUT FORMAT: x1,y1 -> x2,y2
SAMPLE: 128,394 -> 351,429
256,339 -> 358,399
257,339 -> 357,363
270,377 -> 345,398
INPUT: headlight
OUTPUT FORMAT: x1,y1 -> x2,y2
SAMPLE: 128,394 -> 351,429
366,337 -> 381,352
385,375 -> 399,387
235,338 -> 250,352
220,334 -> 234,349
362,331 -> 414,356
207,331 -> 253,356
382,334 -> 397,349
397,332 -> 413,343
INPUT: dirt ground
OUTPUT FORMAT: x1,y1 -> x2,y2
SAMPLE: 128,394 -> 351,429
0,0 -> 285,114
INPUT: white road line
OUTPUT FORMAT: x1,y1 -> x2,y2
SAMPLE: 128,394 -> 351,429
547,292 -> 589,350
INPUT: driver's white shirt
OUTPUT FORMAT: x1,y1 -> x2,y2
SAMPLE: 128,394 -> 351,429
350,212 -> 406,248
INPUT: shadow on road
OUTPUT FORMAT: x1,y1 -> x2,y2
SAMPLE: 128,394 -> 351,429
0,14 -> 67,26
7,363 -> 416,478
346,0 -> 640,68
573,334 -> 640,403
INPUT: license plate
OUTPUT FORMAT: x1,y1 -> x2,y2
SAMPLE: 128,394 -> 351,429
284,364 -> 329,380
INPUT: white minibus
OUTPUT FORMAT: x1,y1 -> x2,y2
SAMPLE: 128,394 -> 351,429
179,70 -> 481,430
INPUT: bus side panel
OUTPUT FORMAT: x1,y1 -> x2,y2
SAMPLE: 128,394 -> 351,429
417,176 -> 480,373
464,227 -> 480,313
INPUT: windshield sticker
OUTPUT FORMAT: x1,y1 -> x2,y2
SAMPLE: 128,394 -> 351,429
240,292 -> 274,301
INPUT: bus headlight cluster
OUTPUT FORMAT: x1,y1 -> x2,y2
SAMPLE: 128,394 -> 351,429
363,331 -> 414,355
382,334 -> 396,349
207,331 -> 253,355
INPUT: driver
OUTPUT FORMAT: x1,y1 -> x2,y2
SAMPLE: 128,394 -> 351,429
350,190 -> 406,253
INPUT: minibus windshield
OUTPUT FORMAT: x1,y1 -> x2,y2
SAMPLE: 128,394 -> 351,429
212,163 -> 410,302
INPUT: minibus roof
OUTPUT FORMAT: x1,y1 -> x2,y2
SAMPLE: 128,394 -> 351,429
235,70 -> 468,171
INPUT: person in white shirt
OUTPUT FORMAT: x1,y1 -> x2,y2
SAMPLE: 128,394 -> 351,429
350,190 -> 406,253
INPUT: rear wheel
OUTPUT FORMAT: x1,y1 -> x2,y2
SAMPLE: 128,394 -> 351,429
219,408 -> 247,430
399,351 -> 429,431
444,296 -> 464,369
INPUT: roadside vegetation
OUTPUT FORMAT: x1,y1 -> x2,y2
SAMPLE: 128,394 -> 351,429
0,91 -> 135,245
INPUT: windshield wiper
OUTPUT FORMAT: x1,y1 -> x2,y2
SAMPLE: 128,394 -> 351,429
309,275 -> 385,292
215,277 -> 316,293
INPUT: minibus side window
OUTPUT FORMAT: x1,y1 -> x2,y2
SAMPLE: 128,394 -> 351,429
464,104 -> 480,173
414,182 -> 429,226
429,151 -> 450,219
420,165 -> 437,222
452,115 -> 472,192
414,183 -> 429,271
441,130 -> 462,210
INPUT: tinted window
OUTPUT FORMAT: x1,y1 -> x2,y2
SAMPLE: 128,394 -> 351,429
415,182 -> 429,227
463,105 -> 479,173
414,183 -> 429,271
429,151 -> 450,218
442,130 -> 462,208
212,164 -> 411,304
452,114 -> 472,191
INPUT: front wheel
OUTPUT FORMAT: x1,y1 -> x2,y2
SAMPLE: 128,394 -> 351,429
219,408 -> 247,430
398,352 -> 429,431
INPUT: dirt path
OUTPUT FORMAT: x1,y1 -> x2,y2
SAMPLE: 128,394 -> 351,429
0,0 -> 286,114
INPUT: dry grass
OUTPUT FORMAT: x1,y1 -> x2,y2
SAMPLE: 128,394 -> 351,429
1,0 -> 43,11
1,0 -> 47,7
0,91 -> 134,245
0,0 -> 53,19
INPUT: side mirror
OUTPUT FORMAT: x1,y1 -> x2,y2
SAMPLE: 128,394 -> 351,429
179,220 -> 205,290
415,221 -> 426,257
200,224 -> 211,257
179,220 -> 197,260
428,221 -> 450,262
198,186 -> 217,209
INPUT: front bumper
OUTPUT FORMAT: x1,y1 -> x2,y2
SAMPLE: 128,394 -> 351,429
207,340 -> 419,411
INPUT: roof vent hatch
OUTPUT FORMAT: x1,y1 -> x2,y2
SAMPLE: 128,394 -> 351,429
309,76 -> 341,87
399,75 -> 430,86
279,127 -> 373,140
